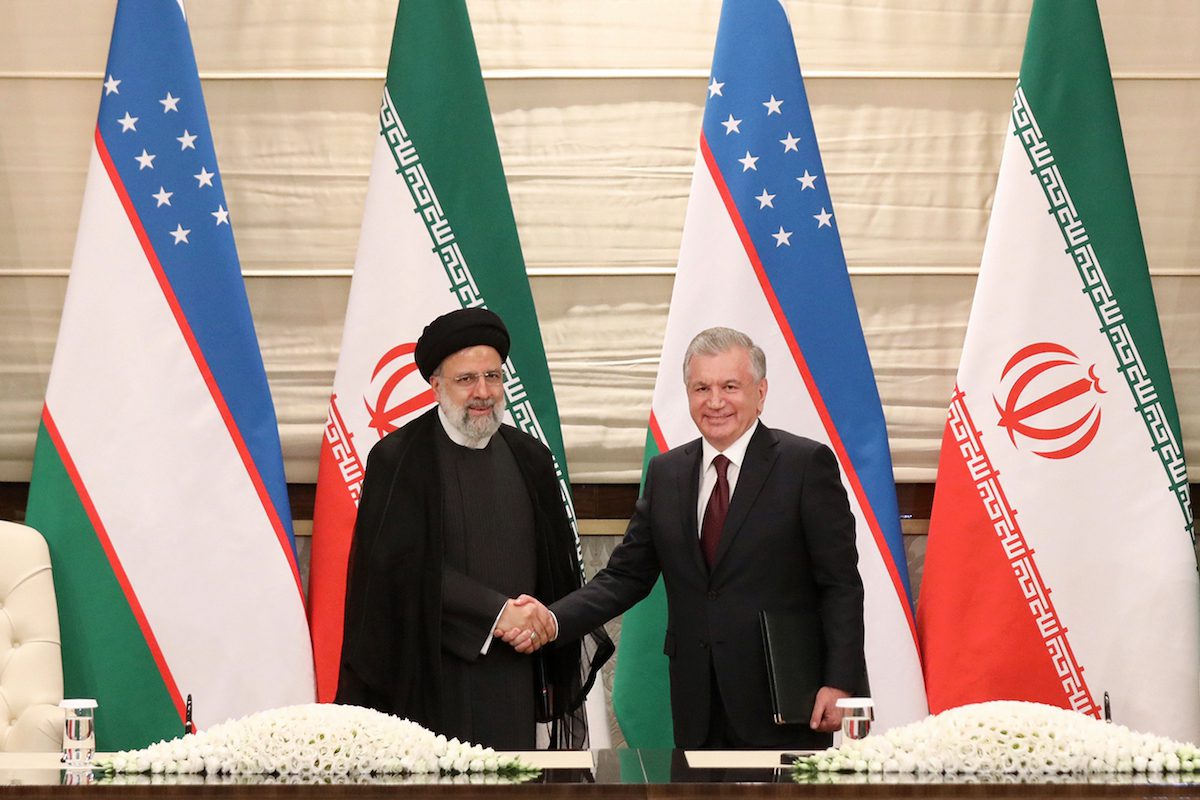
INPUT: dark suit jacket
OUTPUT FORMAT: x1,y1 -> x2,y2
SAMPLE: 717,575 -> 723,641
551,422 -> 865,748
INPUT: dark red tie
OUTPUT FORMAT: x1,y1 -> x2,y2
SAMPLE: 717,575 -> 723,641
701,454 -> 731,569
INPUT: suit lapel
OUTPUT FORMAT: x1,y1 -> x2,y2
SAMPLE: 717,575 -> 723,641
712,423 -> 778,571
675,439 -> 707,576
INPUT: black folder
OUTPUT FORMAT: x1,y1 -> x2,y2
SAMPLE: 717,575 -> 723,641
759,610 -> 822,725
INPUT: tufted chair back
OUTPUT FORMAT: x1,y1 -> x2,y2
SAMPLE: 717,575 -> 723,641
0,520 -> 65,751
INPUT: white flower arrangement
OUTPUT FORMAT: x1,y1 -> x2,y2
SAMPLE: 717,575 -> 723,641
94,703 -> 538,780
797,701 -> 1200,778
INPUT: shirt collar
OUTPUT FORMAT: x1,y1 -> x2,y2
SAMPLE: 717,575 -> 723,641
701,419 -> 759,472
437,405 -> 494,449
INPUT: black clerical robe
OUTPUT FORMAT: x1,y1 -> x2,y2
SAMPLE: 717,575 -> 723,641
434,426 -> 536,748
336,407 -> 610,748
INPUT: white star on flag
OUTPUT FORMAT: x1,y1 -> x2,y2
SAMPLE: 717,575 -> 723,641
779,132 -> 800,152
152,187 -> 173,207
708,78 -> 725,97
722,114 -> 742,135
104,75 -> 121,95
755,189 -> 775,209
117,112 -> 138,132
160,92 -> 180,112
170,223 -> 191,244
135,150 -> 156,170
814,207 -> 833,228
212,205 -> 230,225
762,95 -> 784,115
771,226 -> 793,247
194,167 -> 214,188
177,130 -> 197,150
738,151 -> 759,172
797,170 -> 818,190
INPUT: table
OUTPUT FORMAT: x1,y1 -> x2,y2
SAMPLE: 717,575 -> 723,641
4,750 -> 1200,798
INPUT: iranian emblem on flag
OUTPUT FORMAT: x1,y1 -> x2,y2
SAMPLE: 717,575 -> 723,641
993,342 -> 1106,460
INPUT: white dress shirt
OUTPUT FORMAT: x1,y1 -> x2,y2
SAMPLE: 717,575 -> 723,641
696,420 -> 760,535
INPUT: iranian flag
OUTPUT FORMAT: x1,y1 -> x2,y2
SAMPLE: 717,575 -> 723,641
917,0 -> 1199,742
611,0 -> 928,746
24,1 -> 314,750
307,0 -> 594,736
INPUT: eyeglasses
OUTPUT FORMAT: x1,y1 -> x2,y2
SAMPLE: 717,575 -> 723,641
449,370 -> 504,387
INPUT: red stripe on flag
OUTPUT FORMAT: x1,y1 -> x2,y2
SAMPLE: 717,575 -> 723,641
308,395 -> 365,702
648,411 -> 668,454
698,133 -> 921,655
41,406 -> 187,724
918,387 -> 1097,716
94,128 -> 305,604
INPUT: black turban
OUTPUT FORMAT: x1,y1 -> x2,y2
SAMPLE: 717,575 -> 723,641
414,308 -> 510,381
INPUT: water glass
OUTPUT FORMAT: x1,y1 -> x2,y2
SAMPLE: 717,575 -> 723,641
836,696 -> 875,740
59,699 -> 98,768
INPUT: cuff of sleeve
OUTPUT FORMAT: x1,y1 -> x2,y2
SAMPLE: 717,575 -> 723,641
480,600 -> 508,655
547,608 -> 559,642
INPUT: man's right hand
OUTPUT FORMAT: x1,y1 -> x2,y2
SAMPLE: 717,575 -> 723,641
494,594 -> 555,652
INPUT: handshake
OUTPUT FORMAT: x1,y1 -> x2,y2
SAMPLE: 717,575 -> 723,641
493,594 -> 556,654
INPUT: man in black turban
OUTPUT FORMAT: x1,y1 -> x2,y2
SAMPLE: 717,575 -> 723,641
336,308 -> 612,750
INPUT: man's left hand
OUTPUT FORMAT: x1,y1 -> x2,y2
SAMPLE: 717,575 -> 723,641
809,686 -> 850,732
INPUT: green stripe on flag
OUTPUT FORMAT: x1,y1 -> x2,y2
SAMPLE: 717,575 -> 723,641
612,581 -> 673,747
611,429 -> 674,746
26,421 -> 181,750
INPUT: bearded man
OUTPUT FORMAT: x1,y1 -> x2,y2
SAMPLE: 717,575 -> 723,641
335,308 -> 611,750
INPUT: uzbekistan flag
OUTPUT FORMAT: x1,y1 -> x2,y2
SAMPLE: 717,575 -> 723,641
611,0 -> 928,746
918,0 -> 1199,742
306,0 -> 597,737
25,0 -> 314,750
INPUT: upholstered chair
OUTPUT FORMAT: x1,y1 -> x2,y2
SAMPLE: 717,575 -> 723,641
0,520 -> 64,751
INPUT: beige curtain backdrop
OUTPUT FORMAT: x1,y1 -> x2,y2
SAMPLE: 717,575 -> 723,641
1,0 -> 1197,486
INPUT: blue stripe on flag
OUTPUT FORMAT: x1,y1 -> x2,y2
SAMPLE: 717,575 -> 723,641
701,0 -> 910,599
95,1 -> 293,543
